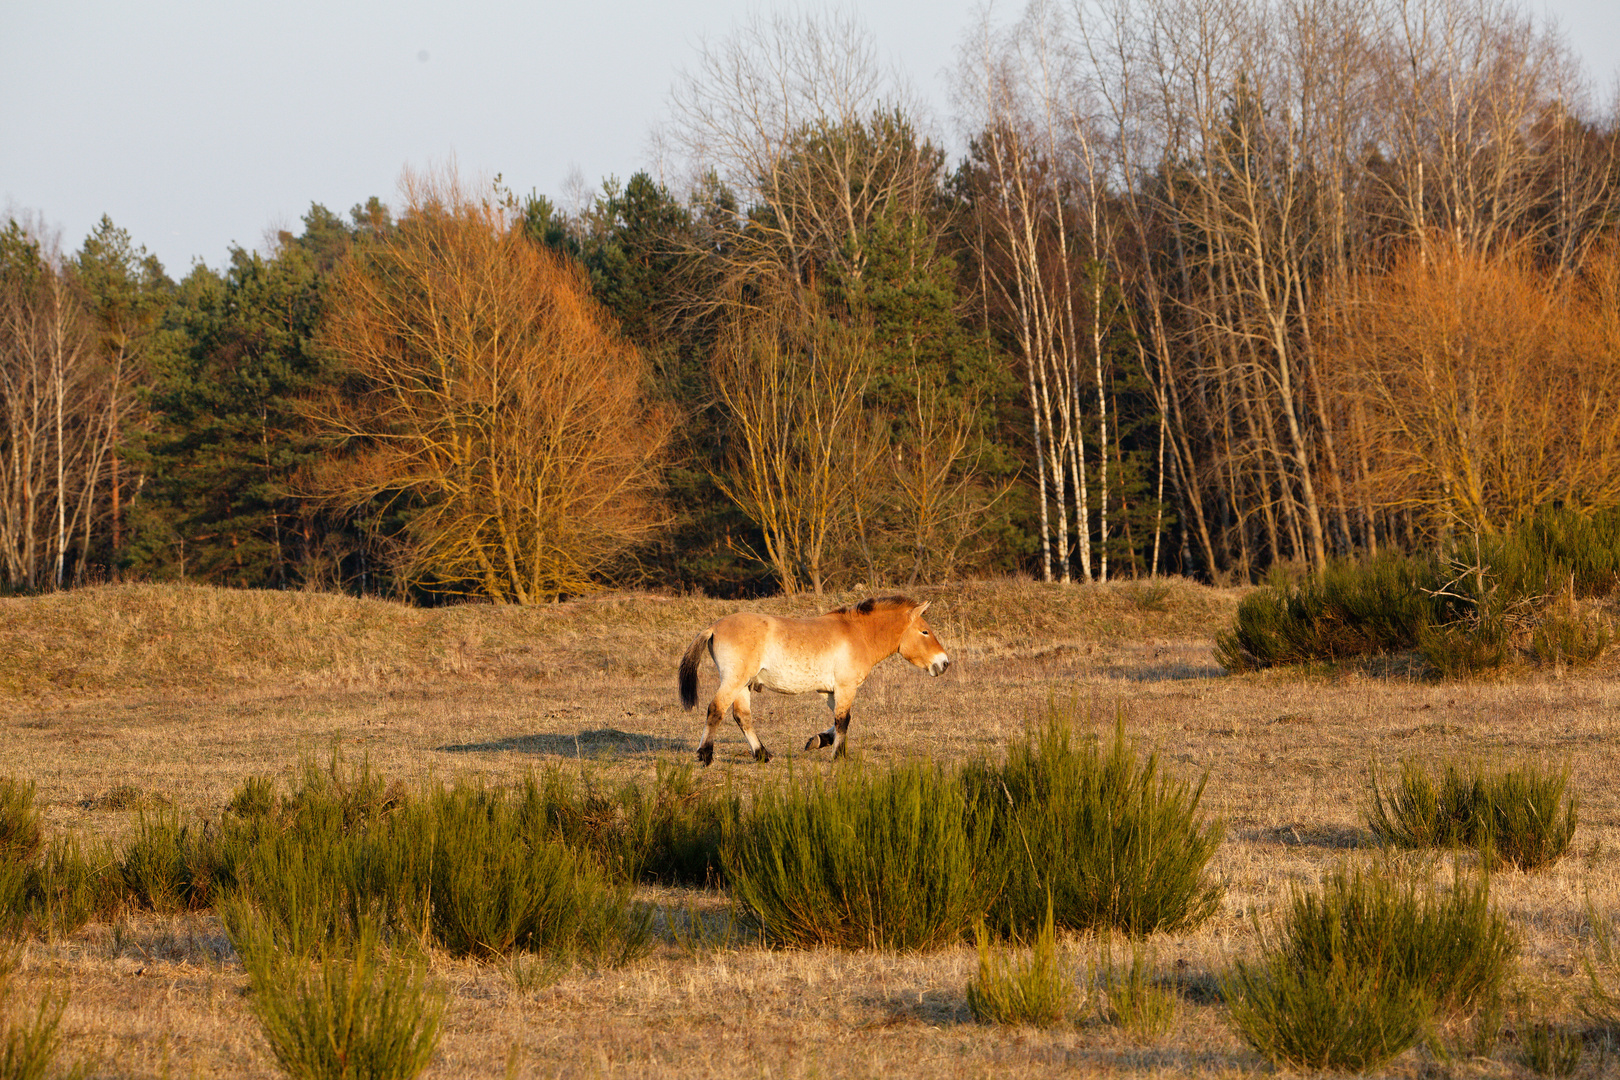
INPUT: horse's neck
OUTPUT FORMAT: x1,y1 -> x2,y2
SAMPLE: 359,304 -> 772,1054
869,613 -> 905,660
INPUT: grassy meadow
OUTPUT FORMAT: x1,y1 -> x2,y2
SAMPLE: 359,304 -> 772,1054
3,578 -> 1619,1078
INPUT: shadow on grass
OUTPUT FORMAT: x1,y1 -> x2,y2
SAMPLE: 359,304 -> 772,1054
436,727 -> 691,759
1244,823 -> 1372,849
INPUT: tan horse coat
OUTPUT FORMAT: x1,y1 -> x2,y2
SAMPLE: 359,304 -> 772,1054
678,596 -> 951,764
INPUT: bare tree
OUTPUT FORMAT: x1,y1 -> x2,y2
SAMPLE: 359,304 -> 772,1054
711,289 -> 880,594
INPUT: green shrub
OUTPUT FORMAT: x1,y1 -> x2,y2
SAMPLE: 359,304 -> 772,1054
966,902 -> 1072,1027
405,784 -> 652,963
724,760 -> 997,950
229,909 -> 443,1080
1531,606 -> 1611,667
1418,617 -> 1511,677
1226,949 -> 1431,1073
226,775 -> 279,820
965,707 -> 1223,938
1368,758 -> 1577,871
2,834 -> 115,941
1226,861 -> 1516,1072
516,762 -> 735,886
1216,554 -> 1438,671
0,781 -> 41,868
220,771 -> 653,967
120,813 -> 201,913
1216,507 -> 1620,674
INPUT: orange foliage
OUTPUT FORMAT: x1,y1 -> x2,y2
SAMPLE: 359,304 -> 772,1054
311,169 -> 668,602
1321,239 -> 1620,535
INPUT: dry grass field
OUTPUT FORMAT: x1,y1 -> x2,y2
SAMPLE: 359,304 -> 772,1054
2,578 -> 1618,1079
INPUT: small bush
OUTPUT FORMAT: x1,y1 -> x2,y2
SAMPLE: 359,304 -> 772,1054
2,834 -> 115,941
1531,606 -> 1611,668
226,775 -> 279,820
1368,758 -> 1577,871
1226,950 -> 1431,1073
1418,617 -> 1511,677
1216,554 -> 1438,671
724,760 -> 996,950
965,707 -> 1223,938
229,909 -> 444,1080
120,814 -> 202,913
221,770 -> 654,967
1226,861 -> 1516,1072
966,902 -> 1073,1027
1100,940 -> 1177,1042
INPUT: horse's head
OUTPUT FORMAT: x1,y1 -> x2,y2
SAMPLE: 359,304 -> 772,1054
897,600 -> 951,677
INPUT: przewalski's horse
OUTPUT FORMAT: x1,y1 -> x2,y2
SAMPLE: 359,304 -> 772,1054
678,596 -> 951,765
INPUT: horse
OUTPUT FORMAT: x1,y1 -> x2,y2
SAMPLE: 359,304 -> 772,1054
677,595 -> 951,765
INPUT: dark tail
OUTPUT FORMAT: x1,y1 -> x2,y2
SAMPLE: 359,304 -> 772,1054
678,629 -> 712,710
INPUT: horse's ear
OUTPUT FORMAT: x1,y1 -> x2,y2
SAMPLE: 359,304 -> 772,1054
912,600 -> 931,618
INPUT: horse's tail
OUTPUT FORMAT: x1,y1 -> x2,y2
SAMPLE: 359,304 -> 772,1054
678,629 -> 713,710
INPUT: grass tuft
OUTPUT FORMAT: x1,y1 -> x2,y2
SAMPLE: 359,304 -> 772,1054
0,949 -> 80,1080
1516,1017 -> 1584,1077
1099,939 -> 1177,1042
966,900 -> 1073,1027
0,782 -> 42,868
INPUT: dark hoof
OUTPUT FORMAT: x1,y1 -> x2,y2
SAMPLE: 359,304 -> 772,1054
754,746 -> 773,763
697,744 -> 714,767
804,731 -> 835,751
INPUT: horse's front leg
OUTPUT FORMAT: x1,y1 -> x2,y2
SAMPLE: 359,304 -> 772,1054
803,689 -> 853,758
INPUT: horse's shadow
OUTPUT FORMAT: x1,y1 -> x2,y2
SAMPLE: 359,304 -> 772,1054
436,727 -> 689,759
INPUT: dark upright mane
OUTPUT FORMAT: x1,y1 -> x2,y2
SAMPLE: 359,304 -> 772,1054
831,594 -> 917,616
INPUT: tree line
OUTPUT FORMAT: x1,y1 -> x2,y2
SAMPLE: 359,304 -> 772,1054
4,0 -> 1618,601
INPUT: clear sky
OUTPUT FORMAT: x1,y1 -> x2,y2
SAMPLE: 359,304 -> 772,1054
3,0 -> 1616,276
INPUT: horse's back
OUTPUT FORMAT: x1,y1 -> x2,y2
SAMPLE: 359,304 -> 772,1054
710,610 -> 851,692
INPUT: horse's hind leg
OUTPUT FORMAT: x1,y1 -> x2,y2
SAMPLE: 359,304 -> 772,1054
698,685 -> 738,767
731,686 -> 771,763
698,671 -> 752,766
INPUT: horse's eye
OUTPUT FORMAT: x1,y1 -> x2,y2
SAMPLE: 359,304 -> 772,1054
921,630 -> 930,636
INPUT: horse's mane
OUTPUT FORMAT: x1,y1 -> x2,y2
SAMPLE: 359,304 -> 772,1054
830,595 -> 917,616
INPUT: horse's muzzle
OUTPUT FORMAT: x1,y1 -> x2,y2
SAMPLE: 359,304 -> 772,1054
929,656 -> 951,677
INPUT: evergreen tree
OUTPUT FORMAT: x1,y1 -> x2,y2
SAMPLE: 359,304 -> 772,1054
131,204 -> 368,588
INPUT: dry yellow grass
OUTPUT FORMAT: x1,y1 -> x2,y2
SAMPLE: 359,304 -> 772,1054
3,578 -> 1618,1078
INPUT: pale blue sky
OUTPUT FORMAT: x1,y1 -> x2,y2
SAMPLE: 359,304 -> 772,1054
2,0 -> 1616,275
